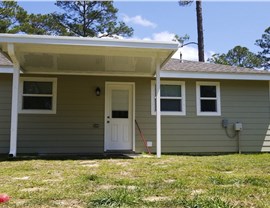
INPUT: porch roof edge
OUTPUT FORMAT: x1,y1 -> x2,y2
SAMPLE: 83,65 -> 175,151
0,34 -> 178,51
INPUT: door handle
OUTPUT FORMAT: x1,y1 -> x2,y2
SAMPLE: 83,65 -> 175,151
107,121 -> 110,123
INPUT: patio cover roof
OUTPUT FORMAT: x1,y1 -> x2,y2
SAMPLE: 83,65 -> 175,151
0,34 -> 178,77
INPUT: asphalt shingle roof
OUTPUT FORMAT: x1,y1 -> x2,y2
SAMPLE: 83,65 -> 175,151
162,59 -> 270,74
0,52 -> 12,66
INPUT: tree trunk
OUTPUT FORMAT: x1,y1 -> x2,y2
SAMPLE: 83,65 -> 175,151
83,1 -> 87,37
196,0 -> 205,62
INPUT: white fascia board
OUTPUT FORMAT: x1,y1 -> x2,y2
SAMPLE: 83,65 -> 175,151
0,66 -> 13,73
22,71 -> 154,77
161,71 -> 270,81
0,34 -> 178,50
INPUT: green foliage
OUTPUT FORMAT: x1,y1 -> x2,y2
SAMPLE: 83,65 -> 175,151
256,27 -> 270,70
178,0 -> 194,7
208,46 -> 263,68
19,13 -> 66,35
0,1 -> 27,33
0,1 -> 133,38
174,34 -> 190,45
53,1 -> 133,37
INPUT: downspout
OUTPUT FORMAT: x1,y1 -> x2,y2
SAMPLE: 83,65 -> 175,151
7,43 -> 20,157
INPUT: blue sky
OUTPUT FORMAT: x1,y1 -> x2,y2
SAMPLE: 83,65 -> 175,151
18,1 -> 270,61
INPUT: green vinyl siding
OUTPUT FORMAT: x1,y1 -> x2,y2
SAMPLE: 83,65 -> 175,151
0,74 -> 269,154
0,74 -> 12,154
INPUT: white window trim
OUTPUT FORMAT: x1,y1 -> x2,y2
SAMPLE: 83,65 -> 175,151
151,80 -> 186,116
19,77 -> 57,114
196,81 -> 221,116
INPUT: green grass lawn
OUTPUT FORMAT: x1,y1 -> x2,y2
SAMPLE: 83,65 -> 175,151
0,154 -> 269,208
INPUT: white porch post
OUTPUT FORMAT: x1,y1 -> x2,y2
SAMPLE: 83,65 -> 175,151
9,65 -> 19,157
8,43 -> 20,157
156,58 -> 161,158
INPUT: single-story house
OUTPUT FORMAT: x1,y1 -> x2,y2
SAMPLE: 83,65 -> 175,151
0,34 -> 270,157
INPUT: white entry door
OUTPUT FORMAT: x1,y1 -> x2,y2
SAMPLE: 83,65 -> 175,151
105,83 -> 134,151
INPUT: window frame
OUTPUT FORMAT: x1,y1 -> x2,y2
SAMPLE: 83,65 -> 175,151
19,77 -> 57,114
151,80 -> 186,116
196,81 -> 221,116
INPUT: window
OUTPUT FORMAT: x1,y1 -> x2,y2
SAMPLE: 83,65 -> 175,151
151,81 -> 186,116
19,77 -> 57,114
196,82 -> 221,116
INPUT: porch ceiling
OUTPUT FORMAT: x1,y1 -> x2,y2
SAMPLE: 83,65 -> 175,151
0,34 -> 178,77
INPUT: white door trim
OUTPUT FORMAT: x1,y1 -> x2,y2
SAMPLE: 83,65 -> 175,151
104,82 -> 135,152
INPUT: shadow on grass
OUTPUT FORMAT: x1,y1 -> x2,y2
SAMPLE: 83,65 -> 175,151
0,152 -> 266,162
0,153 -> 135,162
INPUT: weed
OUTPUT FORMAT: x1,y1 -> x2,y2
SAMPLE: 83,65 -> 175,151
87,174 -> 99,181
244,177 -> 269,187
89,188 -> 140,207
177,196 -> 234,208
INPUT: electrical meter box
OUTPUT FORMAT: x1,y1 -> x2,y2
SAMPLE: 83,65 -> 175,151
147,141 -> 153,147
234,122 -> 243,131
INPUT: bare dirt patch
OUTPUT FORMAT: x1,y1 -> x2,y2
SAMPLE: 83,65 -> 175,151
98,184 -> 137,191
223,171 -> 234,174
114,161 -> 130,166
141,154 -> 153,158
164,179 -> 176,183
98,184 -> 119,190
15,199 -> 28,206
21,187 -> 48,192
42,178 -> 63,183
53,199 -> 83,208
81,164 -> 99,167
143,196 -> 170,202
13,176 -> 30,180
106,160 -> 133,168
126,185 -> 137,190
191,189 -> 205,196
79,161 -> 99,167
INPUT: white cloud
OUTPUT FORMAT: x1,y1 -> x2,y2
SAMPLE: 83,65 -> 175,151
172,47 -> 215,62
122,14 -> 157,28
172,47 -> 198,61
100,30 -> 215,62
143,31 -> 214,61
152,31 -> 176,41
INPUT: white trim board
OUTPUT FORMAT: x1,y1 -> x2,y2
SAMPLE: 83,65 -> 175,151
151,80 -> 186,116
0,66 -> 13,73
19,77 -> 57,114
161,71 -> 270,81
196,81 -> 221,116
23,71 -> 154,77
0,34 -> 178,50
